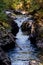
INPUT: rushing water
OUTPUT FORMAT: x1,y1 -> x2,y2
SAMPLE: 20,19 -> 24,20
7,14 -> 43,65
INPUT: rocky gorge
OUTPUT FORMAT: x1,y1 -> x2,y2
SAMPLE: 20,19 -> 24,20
0,10 -> 43,65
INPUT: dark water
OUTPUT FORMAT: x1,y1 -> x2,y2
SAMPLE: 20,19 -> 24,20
7,14 -> 43,65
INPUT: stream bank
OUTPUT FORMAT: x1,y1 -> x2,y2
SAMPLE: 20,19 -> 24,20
7,13 -> 43,65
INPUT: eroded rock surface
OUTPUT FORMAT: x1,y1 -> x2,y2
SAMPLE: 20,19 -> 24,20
21,14 -> 43,49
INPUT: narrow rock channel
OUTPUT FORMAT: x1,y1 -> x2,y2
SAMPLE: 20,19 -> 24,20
7,15 -> 43,65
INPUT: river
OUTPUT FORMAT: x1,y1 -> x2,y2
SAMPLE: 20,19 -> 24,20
7,14 -> 43,65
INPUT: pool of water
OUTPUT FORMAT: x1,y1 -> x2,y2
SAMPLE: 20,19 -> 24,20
7,15 -> 43,65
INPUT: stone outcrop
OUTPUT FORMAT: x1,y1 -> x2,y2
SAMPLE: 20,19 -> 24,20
29,60 -> 43,65
0,19 -> 19,65
30,18 -> 43,49
0,24 -> 16,50
21,21 -> 32,35
21,14 -> 43,49
5,11 -> 19,36
11,20 -> 19,36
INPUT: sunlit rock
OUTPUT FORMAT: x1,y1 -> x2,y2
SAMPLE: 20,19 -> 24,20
29,60 -> 39,65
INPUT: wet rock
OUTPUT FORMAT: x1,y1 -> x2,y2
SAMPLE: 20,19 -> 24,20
13,10 -> 23,15
21,21 -> 32,35
6,16 -> 19,36
21,14 -> 43,49
0,47 -> 11,65
11,20 -> 19,36
7,13 -> 17,20
29,18 -> 43,49
29,35 -> 36,44
5,10 -> 17,20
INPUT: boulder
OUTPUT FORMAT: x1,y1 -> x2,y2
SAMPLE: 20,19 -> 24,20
5,10 -> 19,36
21,21 -> 32,35
7,19 -> 19,36
11,20 -> 19,36
29,60 -> 43,65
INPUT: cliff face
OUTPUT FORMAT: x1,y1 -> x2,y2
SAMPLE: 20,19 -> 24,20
33,19 -> 43,49
21,13 -> 43,49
